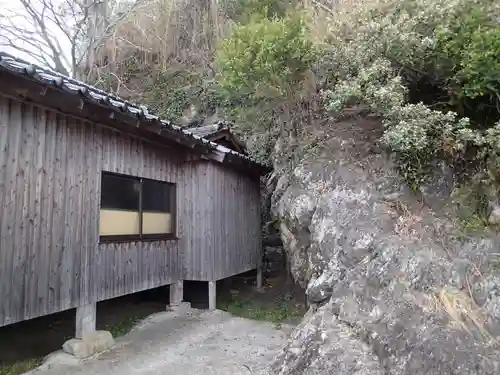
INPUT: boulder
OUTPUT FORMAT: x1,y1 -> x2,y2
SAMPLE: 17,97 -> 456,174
62,331 -> 114,359
488,203 -> 500,225
270,118 -> 500,374
272,306 -> 384,375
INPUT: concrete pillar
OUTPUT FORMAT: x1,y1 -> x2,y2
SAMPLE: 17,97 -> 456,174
75,303 -> 96,339
170,280 -> 184,306
256,266 -> 263,289
208,281 -> 216,311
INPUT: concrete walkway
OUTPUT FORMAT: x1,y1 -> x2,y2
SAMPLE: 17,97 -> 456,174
27,305 -> 293,375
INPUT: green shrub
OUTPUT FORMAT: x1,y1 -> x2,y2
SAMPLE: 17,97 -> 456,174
324,58 -> 475,187
216,0 -> 500,186
321,0 -> 500,188
221,0 -> 297,22
144,70 -> 223,122
324,59 -> 406,115
382,103 -> 472,187
217,12 -> 317,105
434,5 -> 500,120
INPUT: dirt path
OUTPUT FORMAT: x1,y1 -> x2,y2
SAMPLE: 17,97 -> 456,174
26,305 -> 293,375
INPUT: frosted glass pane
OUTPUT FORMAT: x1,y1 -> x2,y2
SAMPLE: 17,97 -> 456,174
142,212 -> 172,234
100,209 -> 140,235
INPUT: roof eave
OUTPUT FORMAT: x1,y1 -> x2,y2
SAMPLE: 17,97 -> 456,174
0,51 -> 269,175
0,69 -> 212,155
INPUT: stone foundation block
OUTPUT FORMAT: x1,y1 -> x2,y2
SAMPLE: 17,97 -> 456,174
62,330 -> 114,359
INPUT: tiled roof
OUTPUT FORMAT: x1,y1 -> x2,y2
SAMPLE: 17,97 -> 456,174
0,51 -> 268,173
186,123 -> 225,138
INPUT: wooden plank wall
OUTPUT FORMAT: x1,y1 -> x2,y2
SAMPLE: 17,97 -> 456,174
181,162 -> 261,281
208,163 -> 261,281
179,162 -> 212,281
96,127 -> 181,301
0,96 -> 181,327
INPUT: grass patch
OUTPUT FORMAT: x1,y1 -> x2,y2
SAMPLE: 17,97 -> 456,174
219,299 -> 302,323
459,213 -> 489,235
0,358 -> 43,375
454,183 -> 492,235
490,259 -> 500,271
103,315 -> 145,338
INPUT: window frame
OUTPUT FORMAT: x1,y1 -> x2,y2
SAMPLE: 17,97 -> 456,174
99,171 -> 177,243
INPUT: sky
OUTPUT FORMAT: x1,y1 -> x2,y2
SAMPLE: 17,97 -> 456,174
0,0 -> 136,75
1,0 -> 40,61
0,0 -> 76,71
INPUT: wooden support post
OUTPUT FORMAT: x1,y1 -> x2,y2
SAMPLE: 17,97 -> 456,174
170,280 -> 184,306
257,241 -> 264,290
208,281 -> 216,311
75,303 -> 96,339
256,266 -> 263,289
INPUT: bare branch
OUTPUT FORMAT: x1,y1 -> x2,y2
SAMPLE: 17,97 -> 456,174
0,0 -> 141,78
0,34 -> 53,67
77,0 -> 145,67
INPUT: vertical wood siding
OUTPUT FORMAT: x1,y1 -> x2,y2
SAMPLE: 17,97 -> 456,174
209,163 -> 261,281
181,162 -> 261,281
180,162 -> 212,281
0,96 -> 181,327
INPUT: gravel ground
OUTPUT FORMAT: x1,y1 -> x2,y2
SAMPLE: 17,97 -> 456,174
26,304 -> 293,375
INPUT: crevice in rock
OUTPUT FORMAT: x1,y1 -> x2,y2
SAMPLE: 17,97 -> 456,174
331,309 -> 392,375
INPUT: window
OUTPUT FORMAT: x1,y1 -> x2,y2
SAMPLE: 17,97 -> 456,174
99,172 -> 176,242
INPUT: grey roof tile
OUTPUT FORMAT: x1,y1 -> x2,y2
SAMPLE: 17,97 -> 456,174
0,51 -> 267,171
186,124 -> 225,137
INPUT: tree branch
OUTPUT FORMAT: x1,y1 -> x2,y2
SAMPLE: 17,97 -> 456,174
0,34 -> 53,67
77,0 -> 145,67
0,0 -> 142,78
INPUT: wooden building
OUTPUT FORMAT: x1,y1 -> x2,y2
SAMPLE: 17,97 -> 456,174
186,122 -> 247,154
0,52 -> 268,340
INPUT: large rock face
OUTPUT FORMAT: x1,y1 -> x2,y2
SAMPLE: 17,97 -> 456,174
270,118 -> 500,374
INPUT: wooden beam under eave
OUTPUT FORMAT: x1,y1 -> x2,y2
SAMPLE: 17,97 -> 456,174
0,71 -> 211,154
207,131 -> 247,155
209,149 -> 226,163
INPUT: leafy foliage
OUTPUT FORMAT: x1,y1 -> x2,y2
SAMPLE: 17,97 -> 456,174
454,181 -> 492,234
383,104 -> 472,188
217,12 -> 317,104
216,8 -> 319,166
321,0 -> 500,188
92,0 -> 500,191
434,4 -> 500,121
143,70 -> 222,122
90,0 -> 228,124
325,59 -> 406,115
221,0 -> 298,22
